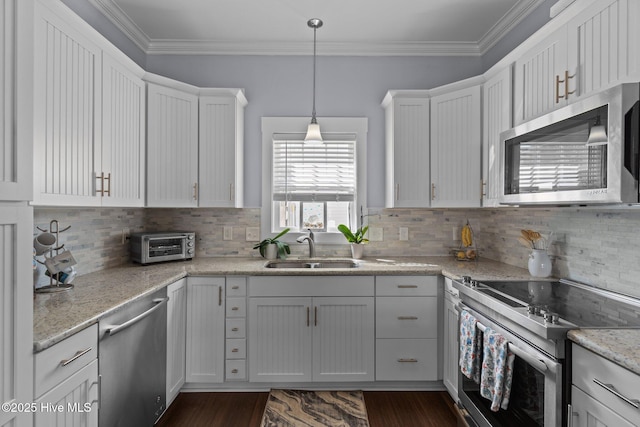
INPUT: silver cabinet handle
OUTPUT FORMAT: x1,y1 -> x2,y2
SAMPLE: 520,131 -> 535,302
105,298 -> 169,336
60,347 -> 92,366
397,285 -> 418,289
231,369 -> 238,374
231,327 -> 239,332
593,378 -> 640,408
231,285 -> 239,290
398,358 -> 418,363
231,348 -> 239,353
395,183 -> 399,201
232,306 -> 239,311
397,316 -> 418,320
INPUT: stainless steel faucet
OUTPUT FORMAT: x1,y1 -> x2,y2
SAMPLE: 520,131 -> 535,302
296,229 -> 316,258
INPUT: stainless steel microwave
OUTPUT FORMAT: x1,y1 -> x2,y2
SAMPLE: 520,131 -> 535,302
130,232 -> 195,265
500,83 -> 640,205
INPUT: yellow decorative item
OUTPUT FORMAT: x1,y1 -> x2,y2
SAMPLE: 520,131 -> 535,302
451,220 -> 477,261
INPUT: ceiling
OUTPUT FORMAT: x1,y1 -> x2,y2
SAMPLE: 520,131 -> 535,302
88,0 -> 546,56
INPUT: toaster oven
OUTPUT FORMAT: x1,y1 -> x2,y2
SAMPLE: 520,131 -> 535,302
130,232 -> 195,265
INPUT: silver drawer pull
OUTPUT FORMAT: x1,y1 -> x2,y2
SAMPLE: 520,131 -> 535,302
232,286 -> 239,290
398,358 -> 418,363
60,347 -> 92,366
231,369 -> 238,374
593,378 -> 640,408
397,285 -> 418,288
232,307 -> 239,311
231,348 -> 239,353
231,327 -> 239,332
397,316 -> 418,320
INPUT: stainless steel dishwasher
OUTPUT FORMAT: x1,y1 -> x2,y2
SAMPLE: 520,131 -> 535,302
99,287 -> 168,427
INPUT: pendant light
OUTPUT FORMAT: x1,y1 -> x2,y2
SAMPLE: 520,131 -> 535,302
304,18 -> 323,144
586,116 -> 608,146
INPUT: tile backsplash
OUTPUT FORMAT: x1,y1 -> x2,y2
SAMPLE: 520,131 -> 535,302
34,206 -> 640,298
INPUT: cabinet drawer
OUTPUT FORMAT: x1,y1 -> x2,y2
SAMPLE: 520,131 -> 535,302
226,297 -> 246,317
226,359 -> 247,381
226,318 -> 246,338
376,297 -> 437,339
376,339 -> 438,381
227,277 -> 247,297
226,338 -> 246,359
35,324 -> 98,398
572,344 -> 640,422
376,276 -> 438,296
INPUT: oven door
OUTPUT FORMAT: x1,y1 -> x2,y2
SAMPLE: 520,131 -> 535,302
457,305 -> 563,427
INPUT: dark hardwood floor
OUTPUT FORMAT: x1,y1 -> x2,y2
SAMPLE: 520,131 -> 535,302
156,391 -> 458,427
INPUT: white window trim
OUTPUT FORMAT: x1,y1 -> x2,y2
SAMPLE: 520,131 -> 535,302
261,117 -> 368,245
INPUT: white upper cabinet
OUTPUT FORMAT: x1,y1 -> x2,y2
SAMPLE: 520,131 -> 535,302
482,67 -> 512,207
430,84 -> 482,208
566,0 -> 640,98
1,0 -> 33,202
513,26 -> 569,125
382,92 -> 431,208
33,0 -> 102,206
145,79 -> 199,208
198,91 -> 247,208
100,52 -> 146,207
33,0 -> 145,207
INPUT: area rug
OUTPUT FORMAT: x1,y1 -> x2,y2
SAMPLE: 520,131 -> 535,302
260,389 -> 370,427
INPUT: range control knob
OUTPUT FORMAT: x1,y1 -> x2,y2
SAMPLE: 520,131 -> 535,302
527,305 -> 542,316
462,276 -> 472,284
470,280 -> 479,288
543,312 -> 560,324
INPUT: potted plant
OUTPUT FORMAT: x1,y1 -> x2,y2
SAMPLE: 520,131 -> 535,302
253,228 -> 291,259
337,224 -> 369,259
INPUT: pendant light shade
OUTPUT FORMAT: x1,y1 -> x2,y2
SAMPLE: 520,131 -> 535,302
304,18 -> 323,144
586,116 -> 608,146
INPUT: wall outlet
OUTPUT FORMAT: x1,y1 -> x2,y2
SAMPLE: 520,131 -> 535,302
223,226 -> 233,241
399,227 -> 409,241
122,228 -> 130,244
368,227 -> 383,242
246,227 -> 260,241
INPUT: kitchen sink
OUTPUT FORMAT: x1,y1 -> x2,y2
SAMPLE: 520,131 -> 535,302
264,259 -> 359,269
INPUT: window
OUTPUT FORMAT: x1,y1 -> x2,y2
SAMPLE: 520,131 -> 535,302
261,117 -> 367,244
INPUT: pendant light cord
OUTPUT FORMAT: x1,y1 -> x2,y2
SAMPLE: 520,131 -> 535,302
311,25 -> 317,124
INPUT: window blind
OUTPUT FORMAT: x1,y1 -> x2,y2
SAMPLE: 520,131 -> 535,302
272,133 -> 356,202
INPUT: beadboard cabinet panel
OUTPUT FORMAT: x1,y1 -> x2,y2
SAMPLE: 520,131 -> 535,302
167,279 -> 187,405
146,83 -> 199,207
482,67 -> 512,207
198,93 -> 245,208
33,0 -> 102,206
0,0 -> 32,201
430,85 -> 482,207
100,52 -> 145,207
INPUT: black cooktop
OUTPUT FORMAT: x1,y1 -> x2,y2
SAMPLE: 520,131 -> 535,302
476,280 -> 640,328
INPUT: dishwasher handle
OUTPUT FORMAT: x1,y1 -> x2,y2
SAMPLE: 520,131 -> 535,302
104,297 -> 169,336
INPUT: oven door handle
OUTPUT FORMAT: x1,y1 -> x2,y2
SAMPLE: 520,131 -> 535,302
507,343 -> 548,373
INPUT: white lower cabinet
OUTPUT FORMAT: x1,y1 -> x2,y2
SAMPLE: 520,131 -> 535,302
375,275 -> 440,381
248,276 -> 375,383
33,324 -> 98,427
571,344 -> 640,426
166,278 -> 187,405
442,278 -> 460,401
185,277 -> 225,383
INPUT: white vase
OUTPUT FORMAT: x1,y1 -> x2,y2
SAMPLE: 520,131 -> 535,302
264,243 -> 278,260
350,244 -> 364,259
528,249 -> 552,277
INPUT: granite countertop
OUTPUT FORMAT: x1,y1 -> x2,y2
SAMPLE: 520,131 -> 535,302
34,255 -> 534,352
568,329 -> 640,376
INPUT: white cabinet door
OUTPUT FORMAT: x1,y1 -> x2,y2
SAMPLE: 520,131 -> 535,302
100,52 -> 146,207
34,360 -> 98,427
146,83 -> 198,207
430,85 -> 481,207
567,0 -> 640,98
0,204 -> 33,427
571,386 -> 636,427
482,68 -> 512,207
167,278 -> 187,405
33,0 -> 102,206
513,26 -> 569,125
383,95 -> 431,207
443,290 -> 459,401
1,0 -> 33,202
248,297 -> 313,382
185,277 -> 225,383
312,297 -> 375,382
199,93 -> 246,207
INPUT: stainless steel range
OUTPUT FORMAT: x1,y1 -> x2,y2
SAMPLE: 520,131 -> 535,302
452,277 -> 640,427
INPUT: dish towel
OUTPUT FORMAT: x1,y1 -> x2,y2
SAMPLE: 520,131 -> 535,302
480,327 -> 515,411
459,309 -> 481,383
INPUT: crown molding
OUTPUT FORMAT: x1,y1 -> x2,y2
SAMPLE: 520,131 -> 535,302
478,0 -> 546,54
87,0 -> 151,52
